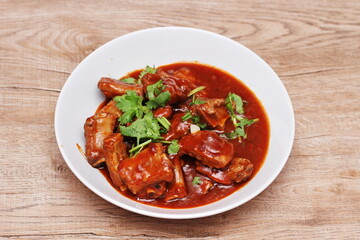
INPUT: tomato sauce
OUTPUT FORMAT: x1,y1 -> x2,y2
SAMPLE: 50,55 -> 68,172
99,62 -> 270,208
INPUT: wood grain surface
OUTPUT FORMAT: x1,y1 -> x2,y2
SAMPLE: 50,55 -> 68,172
1,0 -> 359,239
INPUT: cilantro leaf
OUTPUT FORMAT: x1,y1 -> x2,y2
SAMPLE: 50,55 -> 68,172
120,77 -> 137,84
192,176 -> 202,185
224,93 -> 258,140
226,93 -> 244,115
191,115 -> 207,129
168,140 -> 179,155
113,90 -> 145,124
190,95 -> 206,106
146,91 -> 170,109
119,112 -> 162,145
139,65 -> 157,80
146,80 -> 163,99
145,80 -> 170,109
236,118 -> 258,127
226,117 -> 259,139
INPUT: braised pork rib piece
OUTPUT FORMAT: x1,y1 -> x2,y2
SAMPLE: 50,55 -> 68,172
195,161 -> 232,185
226,158 -> 254,183
118,143 -> 174,195
165,156 -> 188,201
84,112 -> 118,167
141,69 -> 195,105
98,77 -> 143,98
180,130 -> 234,169
195,158 -> 253,185
190,98 -> 230,128
103,133 -> 128,190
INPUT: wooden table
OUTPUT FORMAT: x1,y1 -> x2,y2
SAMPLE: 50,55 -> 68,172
1,0 -> 359,239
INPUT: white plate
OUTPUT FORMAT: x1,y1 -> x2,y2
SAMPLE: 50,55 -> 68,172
55,27 -> 295,219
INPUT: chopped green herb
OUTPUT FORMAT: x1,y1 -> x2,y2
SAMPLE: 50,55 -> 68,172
129,139 -> 152,156
119,112 -> 162,145
226,93 -> 244,115
146,80 -> 170,109
113,90 -> 146,124
157,117 -> 171,130
188,86 -> 206,97
226,117 -> 258,139
120,77 -> 137,84
139,65 -> 157,80
146,91 -> 170,109
181,112 -> 192,121
146,80 -> 164,99
192,176 -> 202,185
168,140 -> 180,155
159,128 -> 167,134
157,140 -> 172,144
191,115 -> 207,129
225,92 -> 258,140
190,95 -> 206,106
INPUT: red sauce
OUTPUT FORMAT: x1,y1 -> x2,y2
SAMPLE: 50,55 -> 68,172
99,62 -> 270,208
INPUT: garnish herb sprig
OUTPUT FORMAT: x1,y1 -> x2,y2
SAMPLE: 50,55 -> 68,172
167,140 -> 180,155
181,112 -> 207,129
188,86 -> 206,97
192,176 -> 202,185
113,67 -> 173,156
225,93 -> 258,140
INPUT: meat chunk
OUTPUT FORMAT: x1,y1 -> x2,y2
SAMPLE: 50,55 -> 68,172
137,182 -> 167,199
199,178 -> 214,194
103,133 -> 128,190
195,161 -> 232,185
190,98 -> 230,128
118,143 -> 174,195
162,113 -> 191,141
165,156 -> 188,201
84,112 -> 118,167
190,175 -> 214,195
226,158 -> 253,183
141,69 -> 195,105
180,131 -> 234,169
153,105 -> 172,118
98,77 -> 143,98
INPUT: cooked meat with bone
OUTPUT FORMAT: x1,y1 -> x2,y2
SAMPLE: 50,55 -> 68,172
165,156 -> 188,201
118,143 -> 174,195
197,178 -> 214,195
141,69 -> 195,105
226,158 -> 254,183
98,77 -> 143,98
180,131 -> 234,169
137,182 -> 167,199
103,133 -> 128,190
195,161 -> 232,185
190,98 -> 230,128
195,158 -> 253,185
84,112 -> 118,167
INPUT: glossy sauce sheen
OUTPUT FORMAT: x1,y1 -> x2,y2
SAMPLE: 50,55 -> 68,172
100,62 -> 270,209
